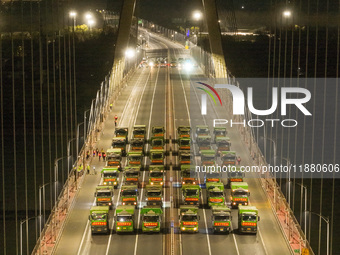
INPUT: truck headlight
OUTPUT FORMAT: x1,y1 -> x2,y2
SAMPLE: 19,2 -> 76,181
117,227 -> 120,230
122,202 -> 125,205
193,227 -> 197,231
134,202 -> 137,205
181,227 -> 186,231
182,182 -> 185,184
114,182 -> 117,185
160,182 -> 163,185
109,203 -> 112,205
151,182 -> 153,185
103,182 -> 107,185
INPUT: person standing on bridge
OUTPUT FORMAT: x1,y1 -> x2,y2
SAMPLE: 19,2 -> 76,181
98,152 -> 102,161
114,115 -> 118,127
237,156 -> 241,165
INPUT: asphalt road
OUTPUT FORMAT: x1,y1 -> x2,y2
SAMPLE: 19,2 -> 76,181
53,32 -> 292,255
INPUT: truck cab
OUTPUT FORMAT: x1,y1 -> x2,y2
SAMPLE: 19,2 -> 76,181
120,185 -> 138,206
111,137 -> 127,156
205,171 -> 221,183
179,205 -> 199,233
211,205 -> 231,233
127,151 -> 143,167
213,127 -> 227,143
206,182 -> 225,207
151,126 -> 165,141
95,185 -> 114,208
228,167 -> 245,184
182,184 -> 201,205
101,167 -> 119,188
130,138 -> 145,155
197,135 -> 212,152
201,150 -> 216,166
238,205 -> 260,234
149,166 -> 164,186
181,165 -> 198,185
178,152 -> 192,168
221,151 -> 237,166
177,126 -> 190,138
178,137 -> 191,152
150,137 -> 165,150
230,182 -> 250,208
115,127 -> 129,143
115,205 -> 135,233
141,206 -> 163,233
123,167 -> 140,185
106,148 -> 122,169
145,185 -> 163,206
216,136 -> 231,152
133,125 -> 147,140
195,125 -> 210,139
149,149 -> 165,165
89,206 -> 110,234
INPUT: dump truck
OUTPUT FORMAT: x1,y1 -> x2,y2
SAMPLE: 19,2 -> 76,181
216,136 -> 231,152
177,126 -> 190,138
213,127 -> 227,143
89,206 -> 110,234
211,205 -> 232,233
228,167 -> 245,184
106,148 -> 122,169
181,165 -> 198,185
179,205 -> 199,233
182,184 -> 201,205
133,125 -> 147,140
120,184 -> 138,206
115,205 -> 135,233
221,151 -> 237,166
230,182 -> 250,208
123,167 -> 140,185
145,185 -> 163,206
95,185 -> 114,208
205,171 -> 221,183
238,205 -> 260,234
149,149 -> 165,165
178,137 -> 191,152
151,126 -> 165,141
141,206 -> 163,233
127,151 -> 143,167
195,125 -> 210,139
206,182 -> 225,207
197,135 -> 212,151
149,166 -> 164,186
150,137 -> 165,150
111,137 -> 127,156
178,151 -> 192,166
201,150 -> 216,166
115,127 -> 129,143
101,167 -> 119,188
130,138 -> 145,155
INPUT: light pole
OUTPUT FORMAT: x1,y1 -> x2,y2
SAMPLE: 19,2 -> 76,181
281,157 -> 291,207
20,217 -> 38,255
308,211 -> 329,255
87,19 -> 94,32
69,11 -> 77,131
193,11 -> 202,44
38,183 -> 50,234
296,183 -> 307,239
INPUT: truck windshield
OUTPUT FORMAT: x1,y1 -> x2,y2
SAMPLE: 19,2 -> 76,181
117,215 -> 132,222
152,140 -> 163,146
125,172 -> 138,177
202,156 -> 214,162
113,141 -> 125,146
153,128 -> 163,133
147,191 -> 162,197
152,153 -> 163,159
197,128 -> 209,134
107,155 -> 120,161
115,130 -> 127,136
207,173 -> 219,178
180,140 -> 190,146
223,155 -> 236,161
210,191 -> 223,197
143,216 -> 159,222
129,156 -> 141,162
182,171 -> 191,177
215,131 -> 225,136
217,141 -> 228,146
103,172 -> 118,178
233,190 -> 248,196
242,215 -> 257,221
150,172 -> 163,177
122,190 -> 137,196
134,129 -> 145,135
185,189 -> 198,196
180,155 -> 191,161
91,213 -> 107,220
214,215 -> 229,221
229,172 -> 243,178
182,215 -> 197,221
179,130 -> 190,135
97,191 -> 112,197
132,141 -> 143,147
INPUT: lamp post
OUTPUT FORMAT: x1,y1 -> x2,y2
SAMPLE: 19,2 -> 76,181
20,217 -> 38,255
69,11 -> 77,130
296,183 -> 307,239
308,212 -> 329,255
193,11 -> 202,44
38,183 -> 50,234
88,19 -> 94,32
281,157 -> 291,207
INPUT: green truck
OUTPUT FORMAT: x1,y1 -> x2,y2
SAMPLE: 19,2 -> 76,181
230,182 -> 250,208
238,205 -> 260,234
197,135 -> 212,151
181,165 -> 198,185
228,167 -> 245,184
111,137 -> 127,156
216,136 -> 231,152
123,167 -> 140,185
213,127 -> 227,143
182,184 -> 201,205
120,184 -> 138,206
195,125 -> 210,139
211,205 -> 232,233
177,126 -> 190,138
178,137 -> 191,152
206,182 -> 225,207
178,151 -> 192,166
179,205 -> 199,233
101,167 -> 119,188
115,205 -> 135,233
145,184 -> 163,206
95,185 -> 114,208
149,149 -> 165,165
115,127 -> 129,143
205,171 -> 221,183
201,150 -> 216,166
89,206 -> 110,234
151,126 -> 165,141
106,148 -> 122,169
130,138 -> 145,155
133,125 -> 147,140
149,165 -> 164,186
221,151 -> 237,166
141,206 -> 163,233
127,151 -> 143,168
150,137 -> 165,150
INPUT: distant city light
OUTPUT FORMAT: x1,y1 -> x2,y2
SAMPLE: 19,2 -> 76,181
283,10 -> 291,17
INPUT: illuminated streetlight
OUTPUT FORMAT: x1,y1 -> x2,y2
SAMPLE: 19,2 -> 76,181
85,13 -> 93,20
69,11 -> 77,18
125,48 -> 135,59
193,11 -> 202,21
87,19 -> 94,31
283,10 -> 291,17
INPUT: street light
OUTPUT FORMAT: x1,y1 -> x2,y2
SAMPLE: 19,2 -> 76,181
296,183 -> 307,239
283,10 -> 291,17
20,217 -> 38,255
308,211 -> 329,255
38,183 -> 50,234
69,11 -> 77,28
85,13 -> 93,20
193,10 -> 202,21
125,48 -> 135,59
281,157 -> 291,207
